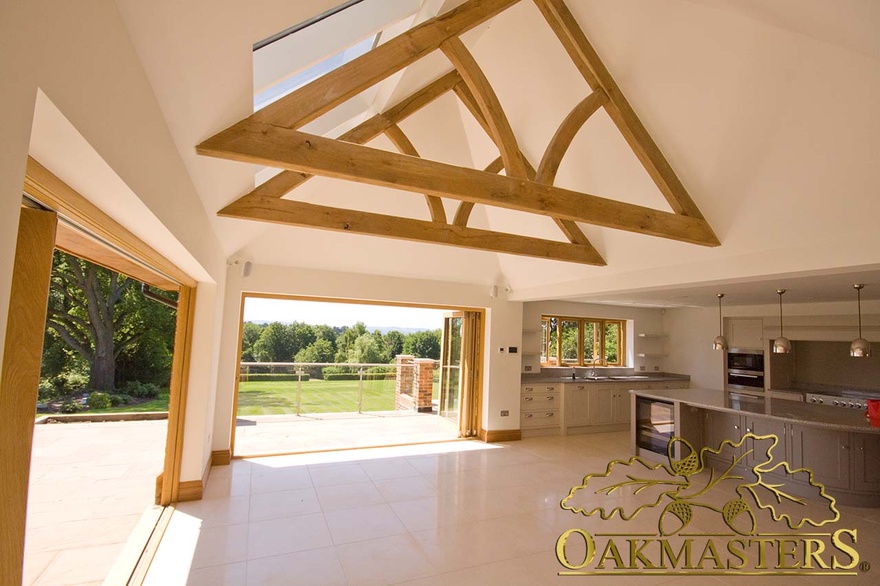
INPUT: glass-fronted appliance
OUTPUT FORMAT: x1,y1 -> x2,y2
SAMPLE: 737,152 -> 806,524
635,397 -> 675,456
727,348 -> 765,392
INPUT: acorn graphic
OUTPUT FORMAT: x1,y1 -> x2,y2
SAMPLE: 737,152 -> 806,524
722,498 -> 756,535
668,438 -> 702,477
659,500 -> 693,536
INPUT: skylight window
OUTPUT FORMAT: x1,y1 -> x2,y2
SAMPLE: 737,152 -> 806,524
252,0 -> 420,113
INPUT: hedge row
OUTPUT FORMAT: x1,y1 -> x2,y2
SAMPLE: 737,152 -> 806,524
323,373 -> 396,381
240,373 -> 311,382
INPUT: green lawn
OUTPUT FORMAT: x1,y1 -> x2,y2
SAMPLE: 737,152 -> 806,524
237,379 -> 440,416
88,391 -> 170,413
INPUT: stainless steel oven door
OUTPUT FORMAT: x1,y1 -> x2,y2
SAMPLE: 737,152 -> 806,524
727,369 -> 764,391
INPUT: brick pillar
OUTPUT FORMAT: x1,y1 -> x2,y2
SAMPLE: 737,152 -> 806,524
414,358 -> 435,412
395,355 -> 415,411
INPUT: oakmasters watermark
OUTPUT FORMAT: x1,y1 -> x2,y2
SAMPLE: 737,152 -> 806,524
554,434 -> 868,577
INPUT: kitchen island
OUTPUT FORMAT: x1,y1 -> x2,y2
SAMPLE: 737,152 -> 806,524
630,387 -> 880,507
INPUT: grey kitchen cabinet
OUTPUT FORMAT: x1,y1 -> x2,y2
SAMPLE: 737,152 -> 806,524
564,383 -> 589,428
789,424 -> 851,490
612,389 -> 631,424
728,318 -> 764,350
589,385 -> 614,425
743,415 -> 788,481
702,410 -> 744,467
852,432 -> 880,493
520,384 -> 560,433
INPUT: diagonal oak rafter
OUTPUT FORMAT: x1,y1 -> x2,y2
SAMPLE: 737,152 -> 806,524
198,0 -> 719,264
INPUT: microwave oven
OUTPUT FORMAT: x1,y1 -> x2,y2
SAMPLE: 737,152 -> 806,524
727,349 -> 764,372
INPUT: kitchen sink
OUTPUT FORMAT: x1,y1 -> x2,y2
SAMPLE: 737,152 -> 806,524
582,375 -> 610,380
610,375 -> 651,380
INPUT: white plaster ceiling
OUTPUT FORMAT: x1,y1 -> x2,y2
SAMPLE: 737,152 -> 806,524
113,0 -> 880,303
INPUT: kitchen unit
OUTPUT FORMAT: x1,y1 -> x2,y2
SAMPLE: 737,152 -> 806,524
631,387 -> 880,507
520,374 -> 689,436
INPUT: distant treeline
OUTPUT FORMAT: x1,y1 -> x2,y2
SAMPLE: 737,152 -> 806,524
240,321 -> 442,364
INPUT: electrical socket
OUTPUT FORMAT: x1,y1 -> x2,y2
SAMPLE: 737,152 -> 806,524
524,365 -> 532,371
654,366 -> 660,371
500,410 -> 509,417
639,366 -> 646,371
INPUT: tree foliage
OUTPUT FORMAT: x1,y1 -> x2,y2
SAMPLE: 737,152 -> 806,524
43,251 -> 177,391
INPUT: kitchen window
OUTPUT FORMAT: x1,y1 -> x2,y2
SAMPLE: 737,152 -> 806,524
541,316 -> 626,367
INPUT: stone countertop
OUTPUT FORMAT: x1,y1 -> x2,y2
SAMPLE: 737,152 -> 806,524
631,387 -> 880,434
522,373 -> 690,384
771,382 -> 880,401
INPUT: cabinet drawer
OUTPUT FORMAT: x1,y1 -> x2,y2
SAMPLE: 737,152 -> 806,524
521,410 -> 560,428
522,384 -> 557,394
521,393 -> 558,409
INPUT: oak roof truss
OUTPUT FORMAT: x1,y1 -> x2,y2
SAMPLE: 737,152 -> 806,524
197,0 -> 719,265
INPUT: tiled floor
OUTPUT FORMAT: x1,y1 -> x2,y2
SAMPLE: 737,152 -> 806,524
24,419 -> 167,585
144,432 -> 880,585
233,411 -> 459,456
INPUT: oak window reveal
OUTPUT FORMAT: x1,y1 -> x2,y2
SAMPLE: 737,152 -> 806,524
541,316 -> 625,367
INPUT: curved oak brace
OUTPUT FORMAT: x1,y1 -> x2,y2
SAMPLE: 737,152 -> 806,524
533,0 -> 712,226
453,156 -> 504,227
536,89 -> 608,185
384,124 -> 447,224
440,37 -> 528,180
245,71 -> 461,200
221,194 -> 606,266
198,121 -> 719,247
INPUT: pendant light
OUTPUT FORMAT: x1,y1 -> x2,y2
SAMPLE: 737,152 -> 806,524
713,293 -> 727,350
850,284 -> 871,357
772,289 -> 791,354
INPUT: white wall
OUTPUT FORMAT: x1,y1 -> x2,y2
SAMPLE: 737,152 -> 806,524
213,263 -> 525,451
0,0 -> 227,482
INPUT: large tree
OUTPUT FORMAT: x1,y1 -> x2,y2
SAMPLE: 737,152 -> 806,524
44,251 -> 176,391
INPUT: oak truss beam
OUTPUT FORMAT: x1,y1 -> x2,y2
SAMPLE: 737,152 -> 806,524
220,194 -> 605,265
199,121 -> 718,247
198,0 -> 719,264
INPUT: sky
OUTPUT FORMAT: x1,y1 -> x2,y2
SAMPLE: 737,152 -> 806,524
242,297 -> 450,330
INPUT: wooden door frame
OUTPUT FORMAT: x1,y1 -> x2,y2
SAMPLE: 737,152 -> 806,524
21,157 -> 197,507
0,207 -> 58,585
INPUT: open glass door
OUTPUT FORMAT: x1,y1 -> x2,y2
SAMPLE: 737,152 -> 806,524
439,311 -> 482,438
439,313 -> 462,423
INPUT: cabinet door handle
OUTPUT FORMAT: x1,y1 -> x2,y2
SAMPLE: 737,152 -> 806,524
545,412 -> 555,417
524,413 -> 533,418
524,397 -> 533,401
860,446 -> 864,451
841,444 -> 849,451
546,396 -> 555,400
746,428 -> 752,433
546,387 -> 554,391
525,387 -> 534,392
734,425 -> 739,430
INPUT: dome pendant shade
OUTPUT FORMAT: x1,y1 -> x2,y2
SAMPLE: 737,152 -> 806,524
773,289 -> 791,354
851,284 -> 871,357
713,293 -> 727,350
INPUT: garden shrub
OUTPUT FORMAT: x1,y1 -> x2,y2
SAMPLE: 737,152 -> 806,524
60,401 -> 82,414
124,381 -> 161,399
38,379 -> 62,402
87,392 -> 112,410
109,394 -> 133,407
60,371 -> 89,392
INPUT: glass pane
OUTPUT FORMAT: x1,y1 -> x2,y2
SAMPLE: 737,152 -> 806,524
604,322 -> 621,365
547,317 -> 558,365
582,321 -> 598,364
541,319 -> 550,364
439,316 -> 462,420
560,320 -> 579,365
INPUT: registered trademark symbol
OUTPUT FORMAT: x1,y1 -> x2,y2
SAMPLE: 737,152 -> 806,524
860,561 -> 871,573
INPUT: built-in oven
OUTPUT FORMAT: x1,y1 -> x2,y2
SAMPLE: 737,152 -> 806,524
727,348 -> 765,392
635,397 -> 675,457
727,349 -> 764,372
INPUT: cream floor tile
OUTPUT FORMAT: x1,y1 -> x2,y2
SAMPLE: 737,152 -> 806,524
249,487 -> 321,521
176,495 -> 251,527
360,457 -> 422,482
190,523 -> 249,569
247,513 -> 332,560
325,503 -> 407,545
309,463 -> 370,487
204,473 -> 252,499
316,480 -> 386,512
22,550 -> 57,586
249,468 -> 313,495
245,545 -> 346,585
335,534 -> 437,586
26,514 -> 142,552
186,562 -> 248,586
375,475 -> 438,503
34,543 -> 123,586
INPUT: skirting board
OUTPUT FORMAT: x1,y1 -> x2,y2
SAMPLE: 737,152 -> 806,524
479,428 -> 522,443
211,449 -> 231,466
177,452 -> 214,502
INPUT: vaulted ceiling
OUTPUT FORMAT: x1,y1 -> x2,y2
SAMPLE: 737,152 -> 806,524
114,0 -> 880,304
